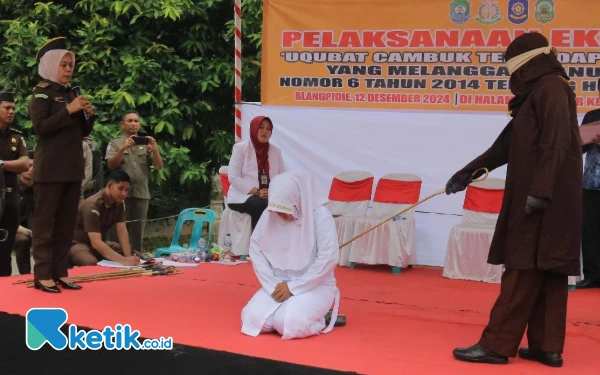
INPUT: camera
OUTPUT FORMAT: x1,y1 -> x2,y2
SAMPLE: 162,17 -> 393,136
132,136 -> 149,146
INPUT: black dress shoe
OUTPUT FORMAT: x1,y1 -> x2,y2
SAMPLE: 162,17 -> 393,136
518,347 -> 563,367
54,279 -> 83,290
33,280 -> 61,293
453,344 -> 508,364
575,278 -> 600,289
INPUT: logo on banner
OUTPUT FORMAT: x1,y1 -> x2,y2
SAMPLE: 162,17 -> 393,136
508,0 -> 529,24
534,0 -> 555,24
449,0 -> 471,25
475,0 -> 502,25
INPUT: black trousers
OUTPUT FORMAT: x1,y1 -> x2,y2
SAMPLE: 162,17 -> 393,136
228,196 -> 268,230
14,233 -> 32,275
0,199 -> 20,276
582,189 -> 600,280
32,182 -> 80,280
479,269 -> 568,357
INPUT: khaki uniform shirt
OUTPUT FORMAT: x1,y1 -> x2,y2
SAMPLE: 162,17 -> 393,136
83,137 -> 104,196
105,136 -> 153,200
73,190 -> 126,245
82,140 -> 93,194
0,127 -> 28,203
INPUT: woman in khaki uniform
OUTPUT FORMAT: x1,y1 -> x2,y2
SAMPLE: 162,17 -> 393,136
29,37 -> 95,293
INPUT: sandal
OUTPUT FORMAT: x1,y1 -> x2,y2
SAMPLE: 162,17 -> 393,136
324,310 -> 346,327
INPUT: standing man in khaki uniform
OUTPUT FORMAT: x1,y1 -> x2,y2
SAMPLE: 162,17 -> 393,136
0,89 -> 29,276
106,110 -> 163,252
80,139 -> 93,205
82,137 -> 104,199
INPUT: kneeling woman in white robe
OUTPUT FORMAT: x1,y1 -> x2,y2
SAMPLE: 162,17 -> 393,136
241,171 -> 341,340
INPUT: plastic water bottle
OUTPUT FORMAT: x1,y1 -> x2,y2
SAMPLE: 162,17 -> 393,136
224,234 -> 232,254
197,235 -> 207,263
182,250 -> 192,262
189,251 -> 201,263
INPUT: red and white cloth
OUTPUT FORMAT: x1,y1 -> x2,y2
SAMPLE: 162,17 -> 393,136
325,171 -> 374,267
443,178 -> 505,283
348,173 -> 421,268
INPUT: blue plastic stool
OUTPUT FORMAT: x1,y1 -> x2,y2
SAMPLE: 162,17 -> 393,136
154,208 -> 216,258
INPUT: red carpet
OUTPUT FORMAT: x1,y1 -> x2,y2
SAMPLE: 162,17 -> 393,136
2,263 -> 599,375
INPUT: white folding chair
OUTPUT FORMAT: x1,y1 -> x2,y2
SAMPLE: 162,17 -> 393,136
326,170 -> 374,267
217,166 -> 252,258
442,178 -> 505,283
348,173 -> 421,274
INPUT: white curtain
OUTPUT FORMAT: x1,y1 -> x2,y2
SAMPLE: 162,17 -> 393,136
240,103 -> 585,267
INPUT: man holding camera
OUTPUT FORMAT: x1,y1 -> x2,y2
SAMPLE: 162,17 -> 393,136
106,110 -> 163,252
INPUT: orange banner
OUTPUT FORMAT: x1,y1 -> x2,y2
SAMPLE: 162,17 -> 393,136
262,0 -> 600,113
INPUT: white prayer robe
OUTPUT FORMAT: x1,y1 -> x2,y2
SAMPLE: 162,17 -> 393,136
241,205 -> 341,340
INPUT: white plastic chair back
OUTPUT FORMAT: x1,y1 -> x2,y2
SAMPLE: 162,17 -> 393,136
327,170 -> 374,217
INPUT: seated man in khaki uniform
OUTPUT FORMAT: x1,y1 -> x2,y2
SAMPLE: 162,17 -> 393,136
68,171 -> 141,267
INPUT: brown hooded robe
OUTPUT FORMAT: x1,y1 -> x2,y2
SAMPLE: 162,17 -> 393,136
449,33 -> 582,359
451,35 -> 582,277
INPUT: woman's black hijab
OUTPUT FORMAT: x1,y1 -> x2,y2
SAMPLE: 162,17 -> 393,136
505,33 -> 569,117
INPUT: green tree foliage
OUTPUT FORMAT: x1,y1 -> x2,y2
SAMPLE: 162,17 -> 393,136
0,0 -> 264,217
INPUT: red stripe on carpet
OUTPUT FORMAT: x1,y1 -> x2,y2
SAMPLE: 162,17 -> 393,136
2,264 -> 599,374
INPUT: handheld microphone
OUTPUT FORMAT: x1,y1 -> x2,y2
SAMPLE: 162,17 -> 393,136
71,86 -> 89,120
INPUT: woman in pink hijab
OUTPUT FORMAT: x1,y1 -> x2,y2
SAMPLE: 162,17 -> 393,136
29,37 -> 94,293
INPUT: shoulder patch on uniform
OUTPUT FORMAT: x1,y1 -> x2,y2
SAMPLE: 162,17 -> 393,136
36,81 -> 50,88
34,94 -> 48,99
91,209 -> 100,216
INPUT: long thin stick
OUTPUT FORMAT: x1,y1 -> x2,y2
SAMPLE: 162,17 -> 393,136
339,168 -> 489,250
12,268 -> 147,284
23,271 -> 154,288
13,265 -> 182,287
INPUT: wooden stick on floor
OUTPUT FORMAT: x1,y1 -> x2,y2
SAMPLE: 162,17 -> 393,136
338,168 -> 489,250
13,265 -> 183,288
